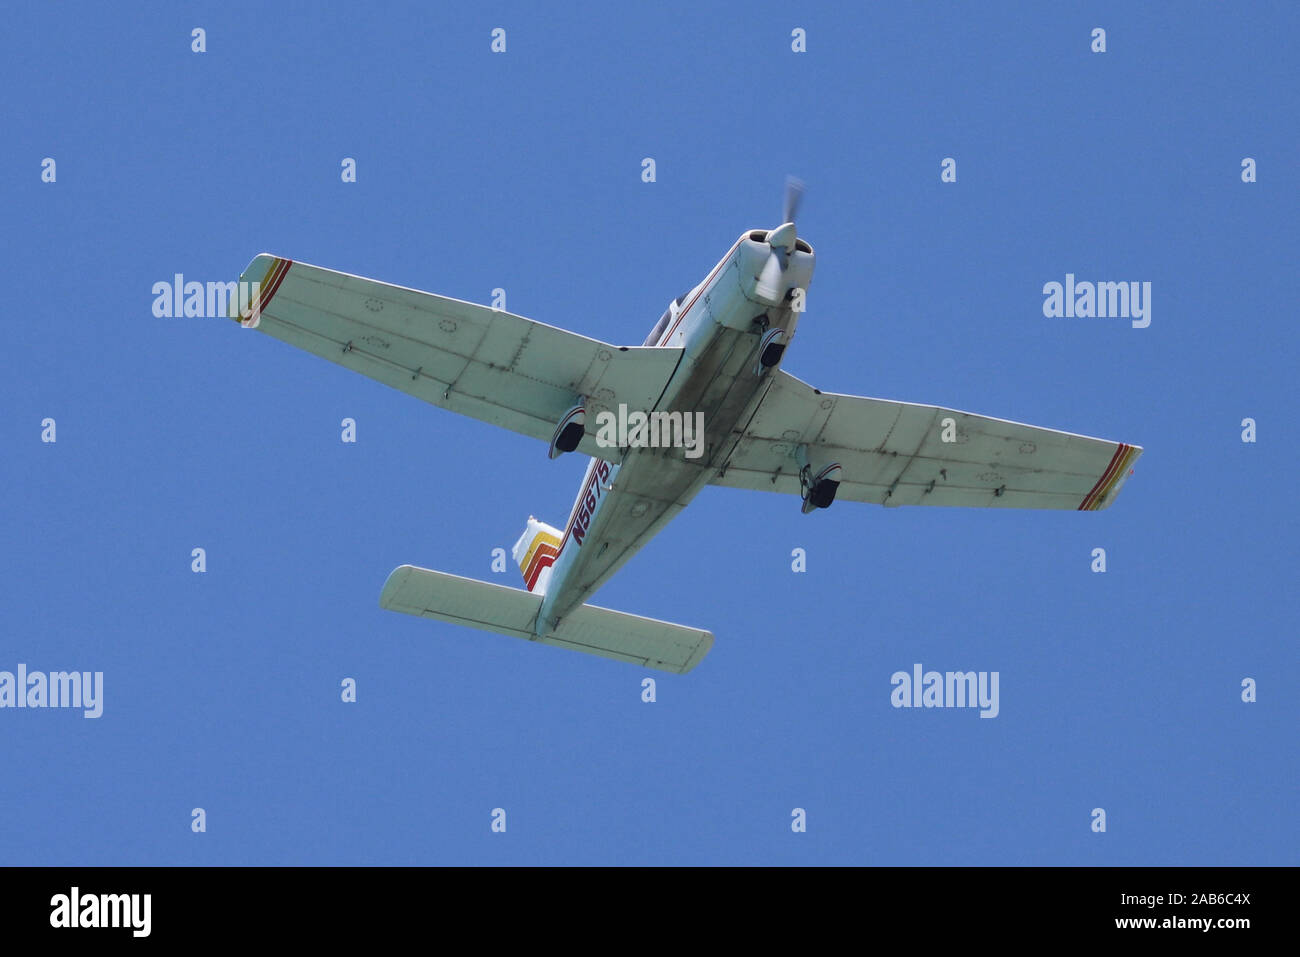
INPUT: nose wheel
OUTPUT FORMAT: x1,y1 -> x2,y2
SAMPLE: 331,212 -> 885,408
752,316 -> 786,375
757,328 -> 786,369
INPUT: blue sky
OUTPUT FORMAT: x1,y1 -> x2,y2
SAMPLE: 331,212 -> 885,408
1,1 -> 1295,865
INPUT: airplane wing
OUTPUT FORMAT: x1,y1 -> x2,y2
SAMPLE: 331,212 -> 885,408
232,255 -> 682,458
713,370 -> 1142,510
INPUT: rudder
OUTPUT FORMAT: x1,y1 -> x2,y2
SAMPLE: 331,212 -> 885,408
512,516 -> 562,594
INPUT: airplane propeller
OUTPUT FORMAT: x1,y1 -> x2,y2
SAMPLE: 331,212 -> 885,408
756,176 -> 805,299
782,175 -> 805,229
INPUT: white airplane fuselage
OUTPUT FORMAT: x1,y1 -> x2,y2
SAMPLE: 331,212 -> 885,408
537,230 -> 815,634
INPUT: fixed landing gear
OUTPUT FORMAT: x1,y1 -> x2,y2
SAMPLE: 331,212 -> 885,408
548,403 -> 585,459
751,314 -> 787,375
757,328 -> 786,369
796,444 -> 841,514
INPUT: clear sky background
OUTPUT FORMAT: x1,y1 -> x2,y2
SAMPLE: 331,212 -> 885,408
2,1 -> 1295,865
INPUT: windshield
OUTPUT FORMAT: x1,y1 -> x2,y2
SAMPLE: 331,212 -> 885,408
643,308 -> 671,346
642,290 -> 692,346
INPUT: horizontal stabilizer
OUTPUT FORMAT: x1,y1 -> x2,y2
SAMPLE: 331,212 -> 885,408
380,566 -> 713,674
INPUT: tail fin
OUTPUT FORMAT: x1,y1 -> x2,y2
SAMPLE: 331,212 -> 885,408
511,516 -> 563,595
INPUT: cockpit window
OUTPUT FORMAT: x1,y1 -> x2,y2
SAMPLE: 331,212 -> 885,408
642,289 -> 694,346
643,308 -> 671,346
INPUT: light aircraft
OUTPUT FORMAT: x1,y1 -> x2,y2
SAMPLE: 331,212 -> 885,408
233,180 -> 1141,674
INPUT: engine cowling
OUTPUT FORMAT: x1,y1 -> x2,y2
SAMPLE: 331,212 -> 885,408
741,228 -> 815,307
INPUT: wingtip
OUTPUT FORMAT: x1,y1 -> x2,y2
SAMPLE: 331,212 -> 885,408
239,252 -> 277,279
379,565 -> 416,609
1097,443 -> 1143,509
677,631 -> 715,674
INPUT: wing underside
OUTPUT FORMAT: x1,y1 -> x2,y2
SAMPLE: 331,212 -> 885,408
714,371 -> 1142,510
234,255 -> 681,457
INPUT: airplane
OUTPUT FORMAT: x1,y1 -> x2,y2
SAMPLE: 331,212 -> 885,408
231,179 -> 1142,675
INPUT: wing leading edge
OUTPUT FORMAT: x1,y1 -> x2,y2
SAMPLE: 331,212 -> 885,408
714,370 -> 1142,510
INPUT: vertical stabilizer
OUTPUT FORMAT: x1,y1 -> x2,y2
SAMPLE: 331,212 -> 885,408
512,516 -> 563,595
